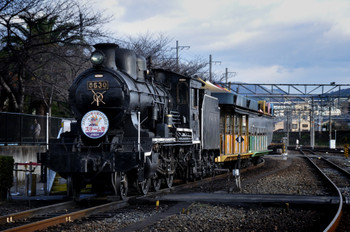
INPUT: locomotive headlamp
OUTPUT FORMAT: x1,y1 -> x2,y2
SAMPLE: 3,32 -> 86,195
90,51 -> 105,66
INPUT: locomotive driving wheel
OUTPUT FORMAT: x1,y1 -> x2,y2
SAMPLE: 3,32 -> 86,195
137,178 -> 151,195
67,174 -> 82,201
152,173 -> 161,192
165,151 -> 175,188
165,174 -> 174,188
112,172 -> 128,200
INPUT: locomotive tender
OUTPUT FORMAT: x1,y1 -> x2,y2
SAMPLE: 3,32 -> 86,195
40,43 -> 273,199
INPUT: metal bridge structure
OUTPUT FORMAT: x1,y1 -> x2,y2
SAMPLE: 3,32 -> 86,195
216,82 -> 350,148
219,82 -> 350,101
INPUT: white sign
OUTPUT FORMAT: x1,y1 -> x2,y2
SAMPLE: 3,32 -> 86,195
236,136 -> 244,143
81,110 -> 109,139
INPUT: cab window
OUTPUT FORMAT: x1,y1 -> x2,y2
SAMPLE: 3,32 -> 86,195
191,88 -> 198,108
177,82 -> 188,104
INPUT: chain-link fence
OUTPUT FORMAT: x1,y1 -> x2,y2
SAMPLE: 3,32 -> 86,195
0,112 -> 73,146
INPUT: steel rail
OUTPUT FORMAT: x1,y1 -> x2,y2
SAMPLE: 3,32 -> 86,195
2,200 -> 129,232
0,174 -> 229,231
158,193 -> 340,204
2,176 -> 226,232
300,149 -> 343,232
2,160 -> 265,231
303,149 -> 350,203
4,172 -> 231,232
315,154 -> 350,179
0,201 -> 75,225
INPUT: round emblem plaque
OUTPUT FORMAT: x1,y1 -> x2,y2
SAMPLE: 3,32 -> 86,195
81,110 -> 109,139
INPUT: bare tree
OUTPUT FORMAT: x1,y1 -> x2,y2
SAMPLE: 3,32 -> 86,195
0,0 -> 111,114
121,32 -> 208,77
0,0 -> 40,112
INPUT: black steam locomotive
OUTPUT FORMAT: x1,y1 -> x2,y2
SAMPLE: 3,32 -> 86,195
40,43 -> 273,199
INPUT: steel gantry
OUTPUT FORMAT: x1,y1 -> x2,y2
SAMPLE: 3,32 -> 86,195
220,82 -> 350,103
216,82 -> 350,149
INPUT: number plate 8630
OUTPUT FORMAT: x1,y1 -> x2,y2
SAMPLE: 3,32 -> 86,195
87,81 -> 109,90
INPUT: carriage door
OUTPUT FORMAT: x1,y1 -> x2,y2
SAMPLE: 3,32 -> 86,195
225,114 -> 233,154
241,115 -> 248,153
233,114 -> 241,153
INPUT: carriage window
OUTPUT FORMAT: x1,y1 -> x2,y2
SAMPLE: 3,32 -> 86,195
225,115 -> 232,134
242,115 -> 247,135
234,115 -> 240,135
220,115 -> 225,134
177,82 -> 188,104
191,88 -> 198,108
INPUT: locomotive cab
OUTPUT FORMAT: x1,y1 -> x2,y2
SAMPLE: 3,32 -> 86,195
175,77 -> 201,142
153,69 -> 202,142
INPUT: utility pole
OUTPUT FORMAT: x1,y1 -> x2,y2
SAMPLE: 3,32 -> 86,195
209,54 -> 221,82
329,104 -> 332,140
173,40 -> 190,68
310,97 -> 315,150
225,68 -> 236,86
298,109 -> 301,140
286,107 -> 290,146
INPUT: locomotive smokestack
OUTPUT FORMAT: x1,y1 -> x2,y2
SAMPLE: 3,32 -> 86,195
91,43 -> 118,71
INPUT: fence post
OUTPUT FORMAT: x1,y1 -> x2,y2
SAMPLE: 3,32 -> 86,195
43,164 -> 48,195
25,164 -> 28,197
20,114 -> 23,145
5,113 -> 8,146
29,163 -> 33,196
46,113 -> 49,150
14,163 -> 18,194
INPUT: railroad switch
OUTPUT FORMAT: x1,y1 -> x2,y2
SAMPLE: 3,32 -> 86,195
343,192 -> 350,205
344,196 -> 350,205
232,169 -> 241,190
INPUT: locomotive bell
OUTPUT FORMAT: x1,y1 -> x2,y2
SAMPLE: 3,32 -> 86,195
91,43 -> 119,71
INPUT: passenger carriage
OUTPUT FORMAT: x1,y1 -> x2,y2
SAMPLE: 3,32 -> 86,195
200,80 -> 274,168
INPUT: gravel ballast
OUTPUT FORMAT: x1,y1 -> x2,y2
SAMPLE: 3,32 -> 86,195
3,151 -> 349,231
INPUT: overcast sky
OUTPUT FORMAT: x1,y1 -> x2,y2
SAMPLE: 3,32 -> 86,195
86,0 -> 350,84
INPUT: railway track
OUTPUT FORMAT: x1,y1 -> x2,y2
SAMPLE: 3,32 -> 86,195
4,156 -> 347,231
0,201 -> 75,231
0,162 -> 265,232
300,149 -> 350,232
0,199 -> 129,232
